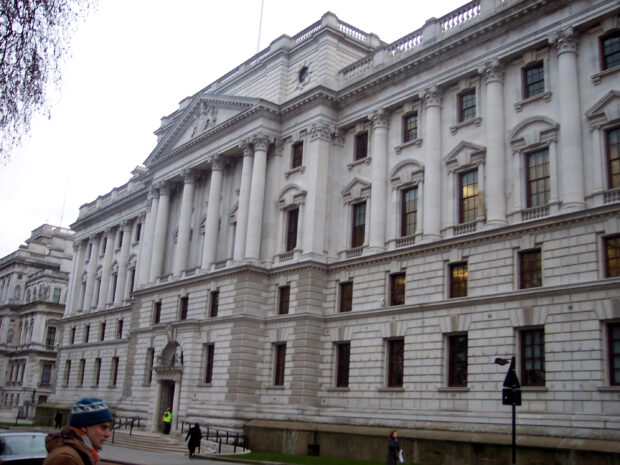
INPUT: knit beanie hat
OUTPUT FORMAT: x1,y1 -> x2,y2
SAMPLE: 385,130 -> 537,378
69,398 -> 113,427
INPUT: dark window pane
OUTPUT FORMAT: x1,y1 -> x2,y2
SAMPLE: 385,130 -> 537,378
278,286 -> 290,315
526,149 -> 550,208
401,188 -> 418,237
274,343 -> 286,385
351,202 -> 366,248
605,235 -> 620,278
210,291 -> 219,318
180,296 -> 189,320
403,113 -> 418,142
339,282 -> 353,313
336,342 -> 350,387
521,329 -> 545,386
390,273 -> 406,306
205,344 -> 215,384
520,249 -> 542,289
523,62 -> 544,98
448,334 -> 468,387
286,208 -> 299,251
387,339 -> 404,387
292,141 -> 303,168
459,170 -> 479,224
459,90 -> 476,122
355,131 -> 368,160
607,128 -> 620,189
602,32 -> 620,70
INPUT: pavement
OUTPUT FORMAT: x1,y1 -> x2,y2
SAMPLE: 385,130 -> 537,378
100,442 -> 255,465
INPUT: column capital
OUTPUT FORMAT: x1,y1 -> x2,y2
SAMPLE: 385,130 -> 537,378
181,169 -> 197,184
310,120 -> 332,141
424,86 -> 442,108
369,109 -> 389,129
251,134 -> 272,152
240,139 -> 254,157
209,154 -> 227,171
157,181 -> 172,196
551,27 -> 578,55
481,58 -> 504,84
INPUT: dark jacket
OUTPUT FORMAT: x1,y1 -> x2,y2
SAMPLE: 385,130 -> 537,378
43,427 -> 95,465
386,436 -> 400,465
185,425 -> 202,448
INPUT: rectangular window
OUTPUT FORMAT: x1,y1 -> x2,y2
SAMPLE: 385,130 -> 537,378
209,291 -> 219,318
450,262 -> 468,298
351,202 -> 366,248
291,141 -> 303,169
606,127 -> 619,190
601,31 -> 620,70
83,324 -> 90,343
403,113 -> 418,142
458,89 -> 476,122
609,323 -> 620,386
52,288 -> 61,304
78,359 -> 86,386
94,358 -> 101,386
448,334 -> 468,387
526,149 -> 550,208
459,170 -> 479,224
390,273 -> 406,306
40,364 -> 52,385
274,343 -> 286,386
605,235 -> 620,278
146,348 -> 154,384
278,286 -> 290,315
339,282 -> 353,313
45,327 -> 56,349
70,327 -> 76,345
129,268 -> 136,296
519,249 -> 542,289
99,322 -> 106,341
94,278 -> 101,307
116,319 -> 123,339
111,274 -> 118,303
387,339 -> 404,388
179,296 -> 189,320
521,329 -> 545,386
336,342 -> 350,388
135,223 -> 142,242
111,357 -> 119,386
401,187 -> 418,237
523,61 -> 544,98
286,208 -> 299,252
153,301 -> 162,324
204,344 -> 215,384
118,230 -> 123,248
354,131 -> 368,161
64,360 -> 71,386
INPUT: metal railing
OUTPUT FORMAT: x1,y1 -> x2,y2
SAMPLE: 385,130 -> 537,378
180,420 -> 249,454
111,416 -> 143,442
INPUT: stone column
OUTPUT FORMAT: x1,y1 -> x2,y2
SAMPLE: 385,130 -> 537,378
83,235 -> 100,311
233,143 -> 254,261
98,228 -> 114,308
150,182 -> 171,281
483,59 -> 507,226
422,87 -> 443,242
202,156 -> 226,270
302,121 -> 331,258
67,239 -> 85,313
173,170 -> 196,276
369,109 -> 389,251
245,135 -> 270,260
553,28 -> 585,212
115,221 -> 132,305
139,189 -> 158,285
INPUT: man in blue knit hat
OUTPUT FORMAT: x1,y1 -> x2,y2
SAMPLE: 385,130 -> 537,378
44,397 -> 113,465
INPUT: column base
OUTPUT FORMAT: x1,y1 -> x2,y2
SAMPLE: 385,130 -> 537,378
420,234 -> 442,244
560,202 -> 585,213
482,219 -> 507,230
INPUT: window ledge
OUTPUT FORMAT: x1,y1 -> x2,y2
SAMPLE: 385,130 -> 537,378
591,65 -> 620,86
597,386 -> 620,392
514,91 -> 552,112
395,138 -> 423,154
521,386 -> 548,392
265,385 -> 286,391
437,387 -> 470,393
377,387 -> 405,392
284,165 -> 305,179
326,387 -> 350,392
450,117 -> 481,135
197,382 -> 212,387
347,156 -> 372,170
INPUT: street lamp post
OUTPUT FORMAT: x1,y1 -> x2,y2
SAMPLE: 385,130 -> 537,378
494,356 -> 521,465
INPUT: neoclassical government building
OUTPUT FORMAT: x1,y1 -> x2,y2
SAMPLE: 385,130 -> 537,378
46,0 -> 619,459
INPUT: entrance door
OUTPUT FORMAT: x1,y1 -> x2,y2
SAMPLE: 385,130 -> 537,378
158,381 -> 175,432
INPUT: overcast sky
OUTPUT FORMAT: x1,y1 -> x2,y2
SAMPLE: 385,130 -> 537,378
0,0 -> 465,258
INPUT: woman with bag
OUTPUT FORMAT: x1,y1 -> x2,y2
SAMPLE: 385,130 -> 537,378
386,430 -> 403,465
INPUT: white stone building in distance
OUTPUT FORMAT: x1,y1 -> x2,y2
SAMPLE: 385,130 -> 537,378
0,225 -> 74,421
44,0 -> 619,462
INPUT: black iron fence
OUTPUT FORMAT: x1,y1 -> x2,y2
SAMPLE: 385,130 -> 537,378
111,416 -> 144,442
180,420 -> 249,453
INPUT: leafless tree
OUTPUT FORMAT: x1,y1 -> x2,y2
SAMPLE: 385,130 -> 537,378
0,0 -> 93,162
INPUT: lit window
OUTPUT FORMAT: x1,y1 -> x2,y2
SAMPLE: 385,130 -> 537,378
459,170 -> 479,224
519,249 -> 542,289
390,273 -> 405,306
520,329 -> 545,386
387,339 -> 404,388
336,342 -> 350,388
605,235 -> 620,278
606,127 -> 619,190
458,89 -> 476,122
450,262 -> 468,298
448,334 -> 468,387
523,62 -> 544,98
526,149 -> 550,208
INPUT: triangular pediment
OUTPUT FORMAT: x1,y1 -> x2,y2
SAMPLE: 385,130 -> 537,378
144,94 -> 264,166
342,177 -> 371,202
444,141 -> 486,170
585,90 -> 620,128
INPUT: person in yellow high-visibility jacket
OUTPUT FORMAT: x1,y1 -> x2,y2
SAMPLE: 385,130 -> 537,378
162,407 -> 172,435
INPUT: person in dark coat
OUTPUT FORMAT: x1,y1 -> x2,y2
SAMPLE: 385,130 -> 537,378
185,423 -> 202,458
54,411 -> 63,429
385,430 -> 401,465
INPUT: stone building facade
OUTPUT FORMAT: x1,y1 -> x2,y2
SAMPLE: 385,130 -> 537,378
0,225 -> 74,419
48,0 -> 619,458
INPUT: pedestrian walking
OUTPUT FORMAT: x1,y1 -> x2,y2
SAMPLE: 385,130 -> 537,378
54,411 -> 63,429
386,430 -> 402,465
162,407 -> 172,434
185,423 -> 202,458
44,397 -> 113,465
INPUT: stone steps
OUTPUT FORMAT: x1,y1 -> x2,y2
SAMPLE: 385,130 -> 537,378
110,430 -> 189,454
